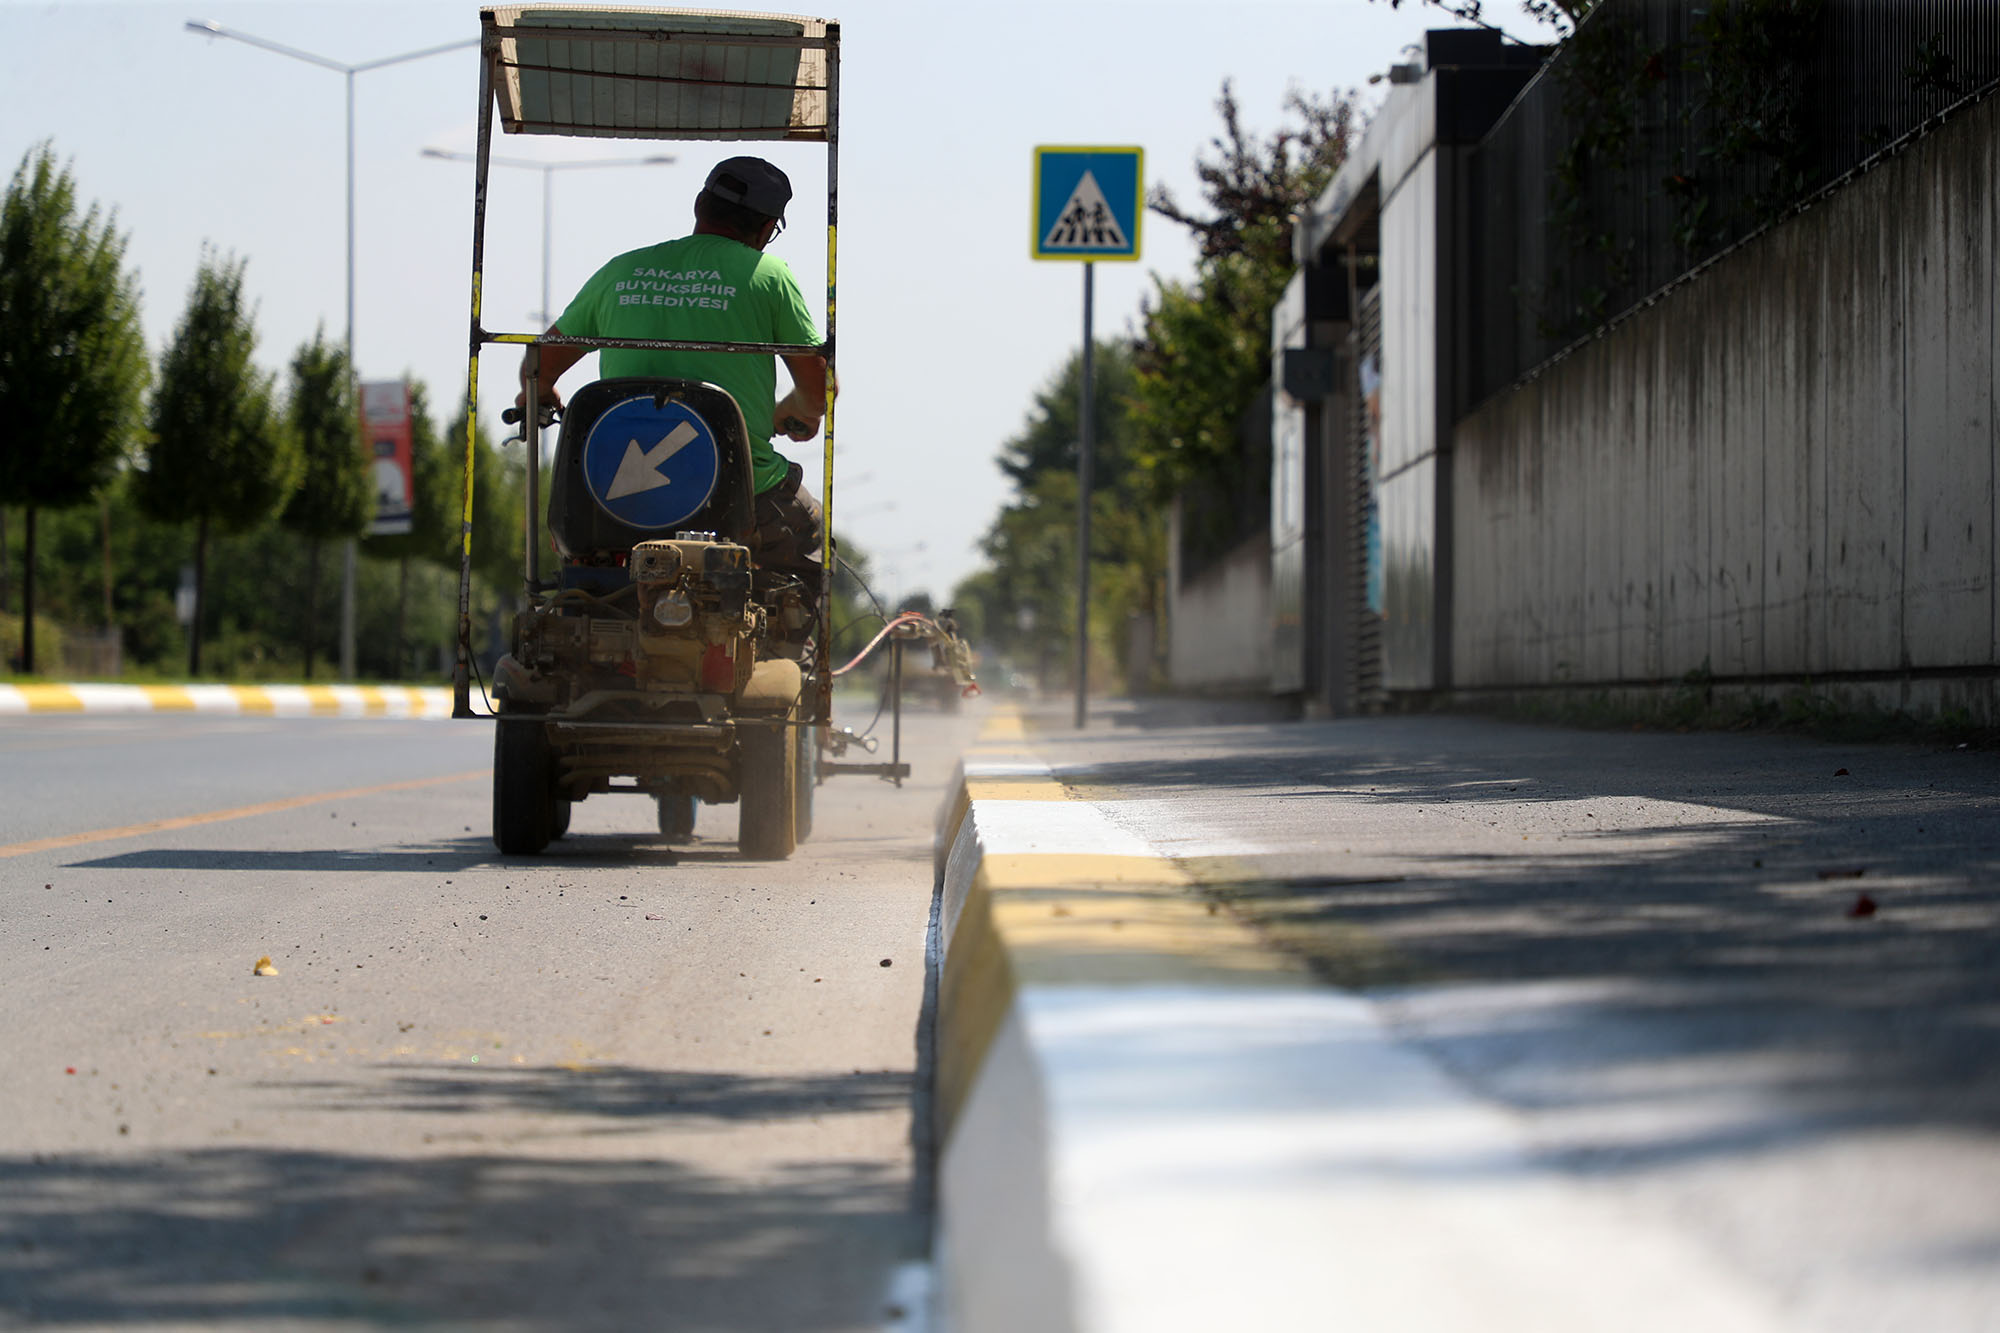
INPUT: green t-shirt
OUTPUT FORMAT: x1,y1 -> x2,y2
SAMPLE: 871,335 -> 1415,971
557,233 -> 821,494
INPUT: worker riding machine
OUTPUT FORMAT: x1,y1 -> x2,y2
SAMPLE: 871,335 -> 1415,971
449,6 -> 965,859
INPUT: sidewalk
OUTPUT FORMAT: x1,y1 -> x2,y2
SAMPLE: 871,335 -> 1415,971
931,701 -> 2000,1333
0,682 -> 455,718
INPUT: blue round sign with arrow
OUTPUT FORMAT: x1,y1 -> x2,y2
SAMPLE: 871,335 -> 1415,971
581,396 -> 721,531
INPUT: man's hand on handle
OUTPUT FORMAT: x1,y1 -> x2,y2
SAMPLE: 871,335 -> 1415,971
774,354 -> 831,441
774,386 -> 821,441
516,323 -> 586,416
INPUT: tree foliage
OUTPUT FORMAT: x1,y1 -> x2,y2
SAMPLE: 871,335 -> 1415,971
0,144 -> 149,510
1366,0 -> 1592,40
0,143 -> 150,673
954,342 -> 1160,690
1130,82 -> 1356,508
954,83 -> 1363,691
280,328 -> 369,542
139,251 -> 298,673
276,328 -> 370,678
452,401 -> 524,595
997,341 -> 1137,490
140,252 -> 298,536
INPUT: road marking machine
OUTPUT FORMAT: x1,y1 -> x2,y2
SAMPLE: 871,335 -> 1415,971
449,6 -> 972,858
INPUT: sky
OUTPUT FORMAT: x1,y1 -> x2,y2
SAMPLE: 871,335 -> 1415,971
5,0 -> 1447,605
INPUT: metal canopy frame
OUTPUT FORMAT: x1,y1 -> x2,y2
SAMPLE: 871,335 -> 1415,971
452,5 -> 840,725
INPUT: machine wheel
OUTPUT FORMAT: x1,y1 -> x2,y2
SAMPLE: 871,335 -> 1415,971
737,720 -> 797,861
793,724 -> 817,844
656,792 -> 697,841
493,715 -> 556,855
551,797 -> 573,840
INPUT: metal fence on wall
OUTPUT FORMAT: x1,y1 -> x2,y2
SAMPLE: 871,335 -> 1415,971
1467,0 -> 2000,409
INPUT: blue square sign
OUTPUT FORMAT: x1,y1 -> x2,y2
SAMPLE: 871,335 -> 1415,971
1033,146 -> 1143,262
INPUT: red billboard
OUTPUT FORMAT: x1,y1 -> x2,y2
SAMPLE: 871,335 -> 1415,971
360,380 -> 414,537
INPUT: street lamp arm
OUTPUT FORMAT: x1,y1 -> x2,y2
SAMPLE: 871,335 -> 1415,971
184,20 -> 476,74
548,155 -> 679,170
181,15 -> 481,685
422,147 -> 676,171
183,19 -> 350,71
350,36 -> 481,73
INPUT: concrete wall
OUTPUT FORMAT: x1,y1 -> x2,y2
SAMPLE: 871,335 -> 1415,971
1453,91 -> 1998,716
1270,272 -> 1310,696
1167,525 -> 1273,692
1377,150 -> 1443,692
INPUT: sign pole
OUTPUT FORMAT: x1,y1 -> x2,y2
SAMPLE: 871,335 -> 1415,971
1031,145 -> 1140,730
1074,261 -> 1094,730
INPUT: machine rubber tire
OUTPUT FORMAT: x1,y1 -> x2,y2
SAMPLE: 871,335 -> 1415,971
551,798 -> 572,840
493,716 -> 556,855
657,793 -> 697,840
793,724 -> 817,844
737,721 -> 797,861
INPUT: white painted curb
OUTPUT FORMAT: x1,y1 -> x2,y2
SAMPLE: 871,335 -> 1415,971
0,683 -> 456,718
931,732 -> 1791,1333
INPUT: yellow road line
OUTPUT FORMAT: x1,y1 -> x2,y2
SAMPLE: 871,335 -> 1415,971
0,769 -> 489,859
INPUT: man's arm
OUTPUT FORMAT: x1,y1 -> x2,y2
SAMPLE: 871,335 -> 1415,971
516,324 -> 590,411
774,353 -> 830,440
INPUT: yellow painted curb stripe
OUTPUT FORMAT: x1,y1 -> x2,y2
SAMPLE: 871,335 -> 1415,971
228,685 -> 276,715
965,777 -> 1069,802
141,685 -> 196,711
0,769 -> 489,860
13,684 -> 83,711
356,686 -> 389,716
976,854 -> 1297,981
301,685 -> 342,714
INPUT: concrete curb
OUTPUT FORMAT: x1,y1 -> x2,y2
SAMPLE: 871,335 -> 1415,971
929,710 -> 1313,1332
0,683 -> 457,719
928,711 -> 1792,1333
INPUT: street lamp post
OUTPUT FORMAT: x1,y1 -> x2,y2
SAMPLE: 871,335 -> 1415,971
420,148 -> 675,328
184,19 -> 478,681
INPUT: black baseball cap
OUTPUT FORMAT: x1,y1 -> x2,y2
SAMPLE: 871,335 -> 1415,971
703,157 -> 792,219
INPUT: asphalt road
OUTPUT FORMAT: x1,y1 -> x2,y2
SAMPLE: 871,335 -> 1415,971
1030,705 -> 2000,1333
0,702 -> 980,1331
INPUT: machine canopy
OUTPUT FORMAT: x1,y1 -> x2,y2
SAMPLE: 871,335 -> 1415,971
482,5 -> 832,142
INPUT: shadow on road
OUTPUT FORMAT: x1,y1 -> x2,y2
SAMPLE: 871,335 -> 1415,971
269,1061 -> 910,1124
60,835 -> 774,874
1039,714 -> 2000,1160
0,1146 -> 909,1329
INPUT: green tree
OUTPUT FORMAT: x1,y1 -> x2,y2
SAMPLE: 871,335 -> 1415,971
455,402 -> 523,594
997,340 -> 1138,491
139,252 -> 299,677
1133,83 -> 1356,511
279,328 -> 370,678
0,143 -> 149,673
964,343 -> 1159,690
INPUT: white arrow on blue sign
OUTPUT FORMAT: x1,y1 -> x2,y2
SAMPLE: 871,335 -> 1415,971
582,397 -> 722,531
1033,146 -> 1143,262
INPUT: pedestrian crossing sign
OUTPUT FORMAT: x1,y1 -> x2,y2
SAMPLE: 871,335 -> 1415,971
1033,146 -> 1143,261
